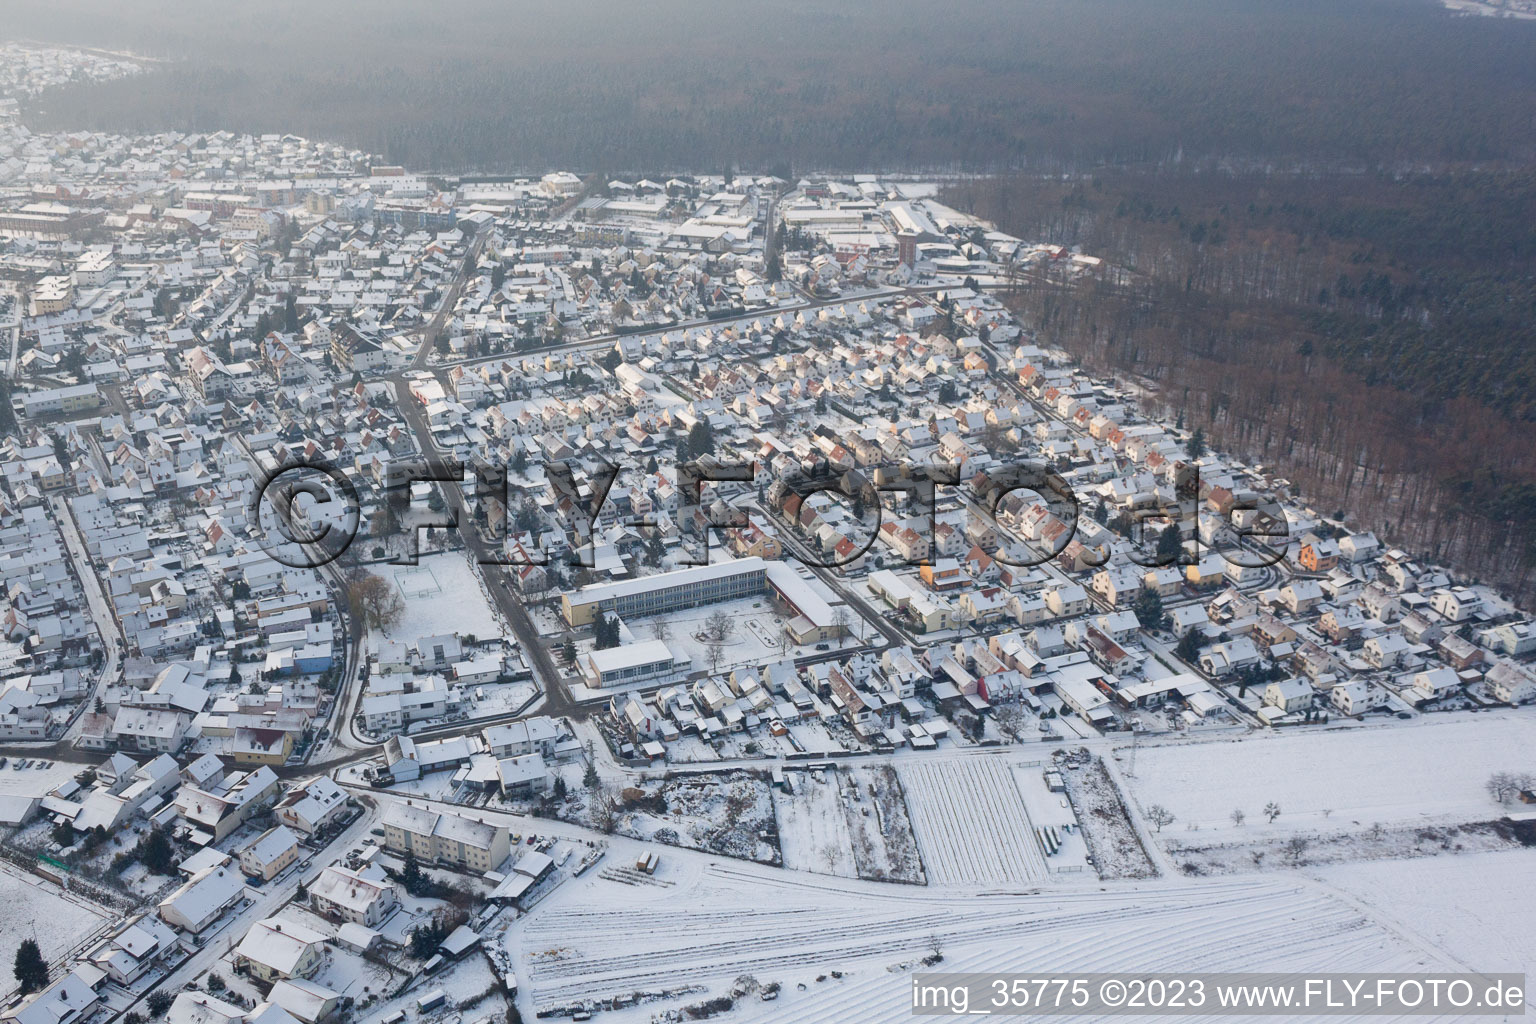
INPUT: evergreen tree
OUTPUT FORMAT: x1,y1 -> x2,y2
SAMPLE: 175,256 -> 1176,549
1185,427 -> 1207,461
0,377 -> 15,434
401,852 -> 423,891
137,826 -> 175,874
13,939 -> 46,995
583,742 -> 600,789
687,420 -> 715,458
1132,588 -> 1168,632
1156,523 -> 1185,564
593,612 -> 620,650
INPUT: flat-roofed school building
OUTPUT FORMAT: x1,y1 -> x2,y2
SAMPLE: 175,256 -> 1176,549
561,557 -> 768,626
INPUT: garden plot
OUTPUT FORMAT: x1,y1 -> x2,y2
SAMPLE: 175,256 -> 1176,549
897,756 -> 1051,886
775,766 -> 925,883
775,768 -> 857,877
1123,713 -> 1535,842
1060,756 -> 1159,880
341,949 -> 507,1023
845,765 -> 924,884
0,865 -> 114,999
562,770 -> 779,864
512,862 -> 1464,1023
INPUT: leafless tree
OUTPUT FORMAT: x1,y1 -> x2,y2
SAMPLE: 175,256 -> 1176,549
1230,808 -> 1246,827
1486,771 -> 1518,805
993,703 -> 1026,742
831,606 -> 851,648
589,784 -> 620,835
650,618 -> 672,643
344,569 -> 404,630
1283,836 -> 1310,866
926,932 -> 945,963
704,610 -> 735,643
1146,804 -> 1176,832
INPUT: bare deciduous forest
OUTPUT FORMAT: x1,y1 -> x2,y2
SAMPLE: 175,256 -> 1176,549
946,171 -> 1536,599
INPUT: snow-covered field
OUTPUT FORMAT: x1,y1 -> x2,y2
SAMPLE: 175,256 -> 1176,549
898,756 -> 1053,886
513,862 -> 1465,1023
1312,849 -> 1536,977
1123,713 -> 1534,840
376,550 -> 505,643
0,865 -> 114,998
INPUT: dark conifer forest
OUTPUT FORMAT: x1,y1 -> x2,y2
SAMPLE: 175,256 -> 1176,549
7,0 -> 1535,173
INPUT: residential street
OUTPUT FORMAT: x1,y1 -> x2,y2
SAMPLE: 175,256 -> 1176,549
50,494 -> 121,743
